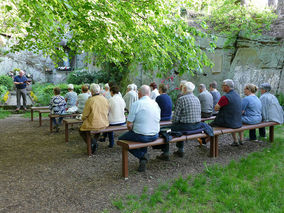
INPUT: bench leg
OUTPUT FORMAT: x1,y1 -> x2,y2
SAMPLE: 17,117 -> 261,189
209,136 -> 215,157
39,113 -> 42,127
269,126 -> 274,143
86,131 -> 92,156
31,109 -> 34,121
214,136 -> 219,157
122,148 -> 129,179
50,117 -> 53,133
65,123 -> 69,143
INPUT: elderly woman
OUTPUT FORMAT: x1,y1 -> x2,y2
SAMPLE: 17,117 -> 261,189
79,83 -> 110,154
233,84 -> 262,143
105,85 -> 126,147
257,83 -> 284,139
65,84 -> 77,109
123,84 -> 138,112
156,83 -> 173,121
49,87 -> 66,132
149,82 -> 160,100
76,85 -> 91,114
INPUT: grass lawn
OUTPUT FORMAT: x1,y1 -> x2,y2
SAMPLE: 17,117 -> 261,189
0,109 -> 11,119
113,125 -> 284,213
22,111 -> 49,118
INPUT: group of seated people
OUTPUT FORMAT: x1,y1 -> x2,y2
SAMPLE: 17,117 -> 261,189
49,79 -> 284,173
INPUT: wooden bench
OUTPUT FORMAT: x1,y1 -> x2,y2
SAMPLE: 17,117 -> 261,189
48,113 -> 80,132
38,109 -> 51,127
30,106 -> 49,121
63,116 -> 216,143
117,121 -> 278,179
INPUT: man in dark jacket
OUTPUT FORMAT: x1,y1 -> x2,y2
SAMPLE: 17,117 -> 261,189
210,79 -> 242,146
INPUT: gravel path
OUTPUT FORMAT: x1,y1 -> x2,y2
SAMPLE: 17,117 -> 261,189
0,115 -> 271,213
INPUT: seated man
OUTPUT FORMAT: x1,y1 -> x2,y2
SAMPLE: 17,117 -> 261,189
198,84 -> 213,118
118,85 -> 161,172
79,83 -> 110,154
156,83 -> 173,121
258,83 -> 284,138
210,79 -> 242,146
123,84 -> 138,112
157,82 -> 205,160
209,81 -> 221,115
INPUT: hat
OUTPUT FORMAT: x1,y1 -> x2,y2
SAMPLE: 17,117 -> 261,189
68,84 -> 74,90
259,83 -> 271,92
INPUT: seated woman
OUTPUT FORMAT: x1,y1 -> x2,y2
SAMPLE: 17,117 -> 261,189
65,84 -> 77,109
76,85 -> 91,114
155,83 -> 173,121
49,87 -> 66,132
232,83 -> 262,145
106,85 -> 126,147
149,82 -> 160,100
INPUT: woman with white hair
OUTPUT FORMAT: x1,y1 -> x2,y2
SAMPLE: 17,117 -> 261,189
123,83 -> 138,112
65,84 -> 78,109
79,83 -> 110,154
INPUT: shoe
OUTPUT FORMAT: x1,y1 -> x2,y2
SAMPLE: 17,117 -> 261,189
91,139 -> 98,154
197,138 -> 203,146
239,140 -> 244,145
173,151 -> 184,158
138,159 -> 147,172
230,141 -> 239,146
23,108 -> 27,111
244,138 -> 258,142
55,124 -> 60,132
15,108 -> 20,112
108,144 -> 113,148
156,153 -> 170,161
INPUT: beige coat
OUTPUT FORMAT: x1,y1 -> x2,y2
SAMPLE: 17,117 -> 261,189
80,95 -> 109,131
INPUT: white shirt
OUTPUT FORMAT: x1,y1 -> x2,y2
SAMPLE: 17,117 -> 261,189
128,96 -> 160,135
109,94 -> 126,124
123,90 -> 138,111
150,88 -> 160,100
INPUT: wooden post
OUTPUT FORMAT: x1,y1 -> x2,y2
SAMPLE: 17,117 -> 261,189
39,112 -> 42,127
122,148 -> 129,179
269,126 -> 274,143
214,135 -> 219,157
31,109 -> 34,121
65,122 -> 69,143
209,136 -> 215,157
50,116 -> 53,133
86,131 -> 92,156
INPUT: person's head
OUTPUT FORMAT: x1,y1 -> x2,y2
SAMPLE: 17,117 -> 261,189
127,84 -> 134,92
199,84 -> 206,93
68,84 -> 74,91
209,81 -> 217,91
259,83 -> 271,94
85,83 -> 90,91
179,80 -> 187,90
110,85 -> 120,96
53,87 -> 61,95
149,82 -> 157,91
222,79 -> 234,93
158,83 -> 167,94
182,82 -> 195,94
19,70 -> 25,77
138,85 -> 151,98
90,83 -> 100,95
244,83 -> 258,95
81,85 -> 89,93
133,84 -> 138,92
104,83 -> 110,91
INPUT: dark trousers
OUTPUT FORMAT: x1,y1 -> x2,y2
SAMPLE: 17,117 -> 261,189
103,122 -> 126,147
51,117 -> 63,126
118,131 -> 158,160
201,112 -> 212,118
79,130 -> 100,144
249,128 -> 266,140
16,88 -> 27,109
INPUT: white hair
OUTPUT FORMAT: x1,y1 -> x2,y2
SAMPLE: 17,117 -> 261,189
199,84 -> 206,90
68,84 -> 74,90
132,84 -> 137,91
223,79 -> 234,89
184,82 -> 195,93
180,80 -> 187,86
139,85 -> 151,96
104,83 -> 109,89
127,84 -> 134,90
90,83 -> 100,94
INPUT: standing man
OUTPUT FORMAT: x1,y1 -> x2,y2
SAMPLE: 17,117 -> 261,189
118,85 -> 161,172
209,81 -> 221,115
198,84 -> 213,118
14,70 -> 30,111
210,79 -> 242,146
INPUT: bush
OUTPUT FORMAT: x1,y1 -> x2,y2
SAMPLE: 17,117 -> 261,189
67,69 -> 98,85
0,75 -> 14,91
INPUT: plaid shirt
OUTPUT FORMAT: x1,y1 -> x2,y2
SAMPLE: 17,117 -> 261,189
172,93 -> 201,123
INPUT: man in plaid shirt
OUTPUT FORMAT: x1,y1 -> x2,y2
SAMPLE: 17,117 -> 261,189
157,81 -> 203,160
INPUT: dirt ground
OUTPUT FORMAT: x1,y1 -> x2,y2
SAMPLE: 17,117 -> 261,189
0,114 -> 271,213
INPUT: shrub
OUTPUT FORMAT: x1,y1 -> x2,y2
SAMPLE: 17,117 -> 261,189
67,69 -> 97,85
0,75 -> 14,91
